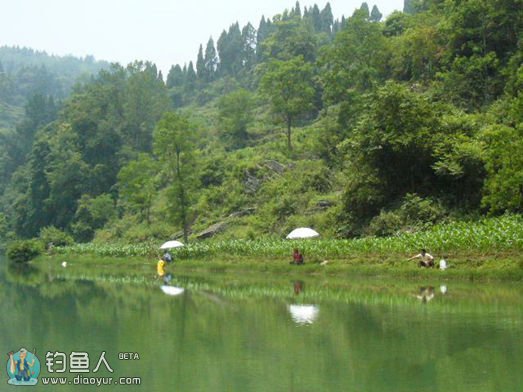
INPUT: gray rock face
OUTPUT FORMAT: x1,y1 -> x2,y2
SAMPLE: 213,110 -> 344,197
263,160 -> 286,174
316,200 -> 334,209
243,169 -> 262,194
196,221 -> 227,239
243,160 -> 287,194
228,208 -> 256,218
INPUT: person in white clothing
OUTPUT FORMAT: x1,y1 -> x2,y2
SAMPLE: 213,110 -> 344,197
408,249 -> 435,268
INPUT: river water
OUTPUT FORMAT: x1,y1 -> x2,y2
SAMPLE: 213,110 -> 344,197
1,256 -> 522,391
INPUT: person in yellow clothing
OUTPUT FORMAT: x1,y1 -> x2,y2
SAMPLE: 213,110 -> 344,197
157,258 -> 166,278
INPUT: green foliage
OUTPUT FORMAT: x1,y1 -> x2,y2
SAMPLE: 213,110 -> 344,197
367,193 -> 448,236
0,46 -> 108,107
1,1 -> 521,245
260,56 -> 315,150
255,160 -> 334,233
438,53 -> 502,110
54,215 -> 523,259
389,15 -> 442,81
71,194 -> 116,242
153,112 -> 199,242
339,166 -> 386,235
0,95 -> 57,184
117,153 -> 159,223
118,220 -> 174,243
370,5 -> 383,22
217,24 -> 243,76
6,239 -> 44,263
217,89 -> 254,149
204,38 -> 219,81
340,82 -> 441,224
480,124 -> 523,213
383,11 -> 409,37
320,8 -> 387,103
39,226 -> 74,247
431,112 -> 486,209
1,63 -> 171,238
123,61 -> 170,152
436,0 -> 520,109
260,16 -> 318,62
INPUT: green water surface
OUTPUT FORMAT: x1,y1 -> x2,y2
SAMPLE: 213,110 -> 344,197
1,256 -> 522,391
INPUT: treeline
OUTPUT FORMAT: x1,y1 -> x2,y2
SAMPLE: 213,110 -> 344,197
0,46 -> 109,108
0,46 -> 109,185
1,61 -> 167,241
0,0 -> 521,246
165,2 -> 384,106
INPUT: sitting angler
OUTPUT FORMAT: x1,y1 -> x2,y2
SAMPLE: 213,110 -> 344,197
408,249 -> 435,268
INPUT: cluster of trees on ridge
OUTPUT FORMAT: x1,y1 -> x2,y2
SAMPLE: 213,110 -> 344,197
0,0 -> 521,247
0,46 -> 108,115
0,46 -> 109,217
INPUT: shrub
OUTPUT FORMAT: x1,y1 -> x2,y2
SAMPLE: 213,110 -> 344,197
72,194 -> 117,242
122,221 -> 174,243
367,211 -> 404,237
7,240 -> 44,264
39,226 -> 74,247
367,194 -> 448,236
399,193 -> 447,227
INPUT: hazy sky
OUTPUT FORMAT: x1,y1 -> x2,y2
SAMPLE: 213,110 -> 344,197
0,0 -> 403,73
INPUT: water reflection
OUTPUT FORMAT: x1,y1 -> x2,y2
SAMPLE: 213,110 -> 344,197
415,285 -> 450,303
159,273 -> 185,296
160,285 -> 185,296
289,280 -> 319,325
2,256 -> 522,392
293,280 -> 304,295
416,286 -> 435,303
288,304 -> 320,325
7,262 -> 42,282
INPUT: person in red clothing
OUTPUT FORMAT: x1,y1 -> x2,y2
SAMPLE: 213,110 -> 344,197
291,248 -> 304,265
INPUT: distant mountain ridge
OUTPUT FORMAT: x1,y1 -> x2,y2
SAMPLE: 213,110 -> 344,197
0,45 -> 110,129
0,45 -> 109,76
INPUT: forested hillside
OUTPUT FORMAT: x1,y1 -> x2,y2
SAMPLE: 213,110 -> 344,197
0,46 -> 109,217
0,0 -> 521,246
0,46 -> 109,117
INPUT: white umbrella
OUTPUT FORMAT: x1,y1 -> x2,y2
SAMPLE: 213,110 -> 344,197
160,286 -> 185,296
286,227 -> 320,239
160,240 -> 184,249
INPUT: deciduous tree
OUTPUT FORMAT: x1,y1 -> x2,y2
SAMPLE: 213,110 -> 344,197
260,56 -> 315,150
153,112 -> 198,242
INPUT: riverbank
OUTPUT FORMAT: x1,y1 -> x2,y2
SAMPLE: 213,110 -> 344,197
34,215 -> 522,281
35,249 -> 523,282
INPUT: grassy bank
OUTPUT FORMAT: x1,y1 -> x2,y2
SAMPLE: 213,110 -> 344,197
55,215 -> 523,258
36,216 -> 523,281
38,251 -> 523,282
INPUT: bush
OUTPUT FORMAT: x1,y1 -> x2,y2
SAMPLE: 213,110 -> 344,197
7,240 -> 44,264
122,221 -> 174,243
399,193 -> 447,227
366,194 -> 448,236
72,194 -> 117,242
367,211 -> 404,236
39,226 -> 74,247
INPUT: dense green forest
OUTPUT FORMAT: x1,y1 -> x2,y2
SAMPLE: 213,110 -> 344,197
0,46 -> 109,219
0,46 -> 109,121
0,0 -> 521,247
